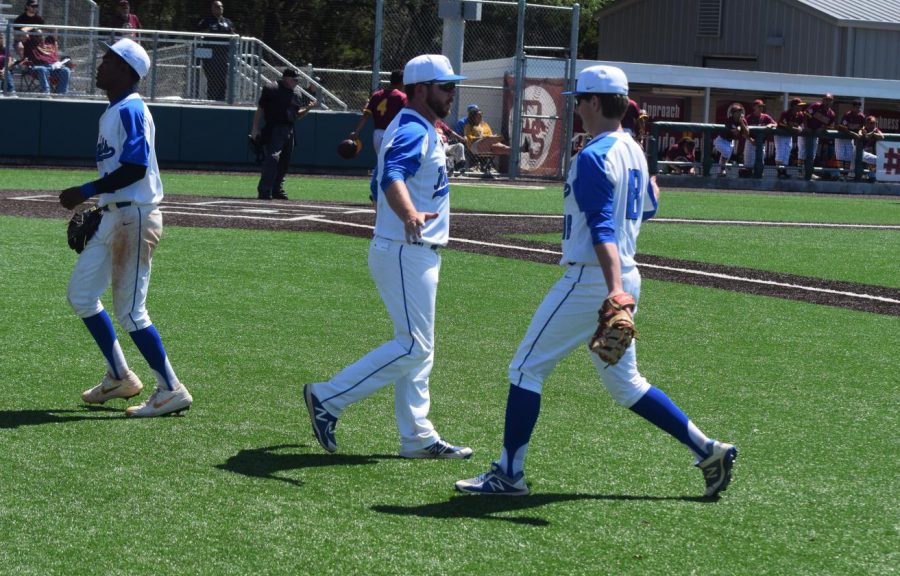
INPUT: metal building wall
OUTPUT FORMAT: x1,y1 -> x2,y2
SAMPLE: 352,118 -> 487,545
596,0 -> 898,80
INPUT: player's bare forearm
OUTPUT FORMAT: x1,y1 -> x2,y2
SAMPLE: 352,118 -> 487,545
595,241 -> 624,296
351,112 -> 370,137
650,175 -> 660,202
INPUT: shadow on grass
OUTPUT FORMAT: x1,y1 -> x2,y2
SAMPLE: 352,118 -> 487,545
216,444 -> 403,486
372,493 -> 715,527
0,406 -> 122,428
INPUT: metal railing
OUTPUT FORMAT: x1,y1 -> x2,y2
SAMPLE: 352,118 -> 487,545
2,23 -> 346,109
648,122 -> 900,181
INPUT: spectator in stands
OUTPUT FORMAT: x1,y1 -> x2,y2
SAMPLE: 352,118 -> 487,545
742,99 -> 776,176
21,30 -> 71,94
13,0 -> 45,58
713,103 -> 749,177
800,92 -> 836,174
110,0 -> 142,39
861,115 -> 884,174
665,136 -> 697,174
463,104 -> 512,177
196,1 -> 237,101
835,100 -> 866,179
436,119 -> 466,176
775,97 -> 805,178
1,33 -> 15,95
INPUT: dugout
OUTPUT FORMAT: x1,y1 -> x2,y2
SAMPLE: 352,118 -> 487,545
0,99 -> 375,172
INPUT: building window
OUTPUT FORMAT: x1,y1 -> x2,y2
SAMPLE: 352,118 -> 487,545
698,0 -> 722,37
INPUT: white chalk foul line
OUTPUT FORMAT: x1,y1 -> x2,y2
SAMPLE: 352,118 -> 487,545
308,216 -> 899,304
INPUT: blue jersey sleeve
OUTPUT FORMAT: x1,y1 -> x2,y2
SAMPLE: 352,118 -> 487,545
642,179 -> 658,221
118,101 -> 150,167
380,118 -> 427,191
574,147 -> 616,245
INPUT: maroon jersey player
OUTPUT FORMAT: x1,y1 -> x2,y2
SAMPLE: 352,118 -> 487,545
799,93 -> 835,172
349,69 -> 408,154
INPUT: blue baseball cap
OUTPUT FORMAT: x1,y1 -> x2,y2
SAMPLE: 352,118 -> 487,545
563,65 -> 629,96
467,104 -> 480,112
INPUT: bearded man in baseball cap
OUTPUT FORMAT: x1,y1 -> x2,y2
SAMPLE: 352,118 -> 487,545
302,55 -> 475,460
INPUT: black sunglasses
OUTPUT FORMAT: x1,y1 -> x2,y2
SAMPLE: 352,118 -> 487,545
427,82 -> 457,93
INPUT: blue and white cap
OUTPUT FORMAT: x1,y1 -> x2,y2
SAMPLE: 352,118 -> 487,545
563,65 -> 629,96
104,38 -> 151,80
403,54 -> 466,85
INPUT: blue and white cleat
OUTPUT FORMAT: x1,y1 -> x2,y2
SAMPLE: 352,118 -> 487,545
697,440 -> 738,497
454,461 -> 530,496
304,384 -> 337,453
400,439 -> 473,459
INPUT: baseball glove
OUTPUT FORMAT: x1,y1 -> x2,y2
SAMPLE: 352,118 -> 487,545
589,292 -> 637,366
67,205 -> 102,254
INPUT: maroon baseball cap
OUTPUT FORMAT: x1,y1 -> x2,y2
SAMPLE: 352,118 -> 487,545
753,99 -> 764,107
789,97 -> 805,106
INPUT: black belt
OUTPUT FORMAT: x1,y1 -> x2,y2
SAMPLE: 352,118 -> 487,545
412,242 -> 440,251
101,201 -> 133,211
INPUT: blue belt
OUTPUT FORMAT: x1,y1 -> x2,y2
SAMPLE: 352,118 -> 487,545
101,201 -> 133,211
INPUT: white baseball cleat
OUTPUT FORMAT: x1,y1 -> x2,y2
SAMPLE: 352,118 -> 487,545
125,383 -> 192,417
455,461 -> 530,496
81,370 -> 144,404
400,439 -> 473,459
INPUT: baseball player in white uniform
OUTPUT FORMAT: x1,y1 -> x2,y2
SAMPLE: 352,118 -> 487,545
304,55 -> 472,459
455,66 -> 737,497
59,39 -> 192,417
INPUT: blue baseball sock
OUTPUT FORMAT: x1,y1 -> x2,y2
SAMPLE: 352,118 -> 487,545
129,325 -> 178,391
82,311 -> 128,379
629,386 -> 710,459
498,384 -> 542,478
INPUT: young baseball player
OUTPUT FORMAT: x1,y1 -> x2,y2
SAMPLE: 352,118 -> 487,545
836,100 -> 866,179
349,69 -> 408,155
714,103 -> 749,177
800,93 -> 836,176
742,99 -> 777,175
58,38 -> 192,417
455,65 -> 737,497
303,55 -> 472,459
775,97 -> 806,178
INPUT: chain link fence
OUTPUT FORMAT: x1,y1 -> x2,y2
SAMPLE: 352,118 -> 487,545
376,0 -> 577,178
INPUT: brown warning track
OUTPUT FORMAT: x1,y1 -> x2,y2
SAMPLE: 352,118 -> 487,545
2,190 -> 898,316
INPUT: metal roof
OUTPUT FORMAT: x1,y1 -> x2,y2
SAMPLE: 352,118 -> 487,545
791,0 -> 900,27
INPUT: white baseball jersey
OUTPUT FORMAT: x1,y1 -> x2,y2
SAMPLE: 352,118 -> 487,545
373,108 -> 450,246
94,92 -> 163,206
561,130 -> 656,271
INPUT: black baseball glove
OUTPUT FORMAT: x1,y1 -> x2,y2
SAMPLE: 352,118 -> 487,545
67,205 -> 103,254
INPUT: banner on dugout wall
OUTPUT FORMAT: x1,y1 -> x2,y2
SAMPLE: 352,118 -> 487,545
875,141 -> 900,182
503,75 -> 565,177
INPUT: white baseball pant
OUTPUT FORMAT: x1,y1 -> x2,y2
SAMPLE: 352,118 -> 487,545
774,135 -> 794,166
835,139 -> 855,163
314,237 -> 441,452
797,135 -> 818,164
67,204 -> 161,333
713,136 -> 734,163
508,265 -> 651,408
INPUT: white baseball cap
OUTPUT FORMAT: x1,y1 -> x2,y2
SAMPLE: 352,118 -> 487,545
104,38 -> 150,80
403,54 -> 466,85
563,65 -> 629,96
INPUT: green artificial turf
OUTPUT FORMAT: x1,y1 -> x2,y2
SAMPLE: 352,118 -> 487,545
0,214 -> 897,575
